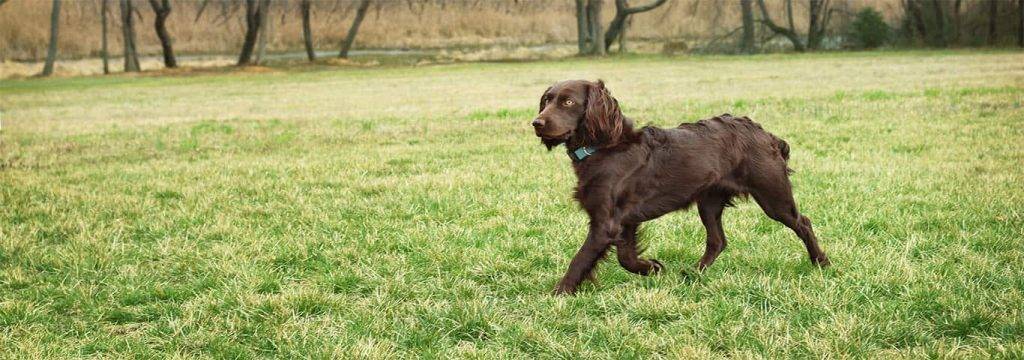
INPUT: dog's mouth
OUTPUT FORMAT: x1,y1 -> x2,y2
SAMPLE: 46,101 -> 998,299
537,129 -> 572,140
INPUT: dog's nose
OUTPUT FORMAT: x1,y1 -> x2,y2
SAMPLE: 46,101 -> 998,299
531,118 -> 545,128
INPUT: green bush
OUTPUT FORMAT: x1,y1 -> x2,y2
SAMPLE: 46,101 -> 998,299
849,7 -> 890,49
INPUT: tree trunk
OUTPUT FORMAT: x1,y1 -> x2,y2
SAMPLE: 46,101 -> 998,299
101,0 -> 110,74
988,0 -> 998,45
928,0 -> 945,47
301,0 -> 315,61
807,0 -> 830,50
953,0 -> 962,45
785,0 -> 795,34
904,0 -> 928,43
756,0 -> 805,51
42,0 -> 61,76
339,0 -> 371,58
576,0 -> 590,54
120,0 -> 140,72
255,0 -> 271,64
739,0 -> 755,54
238,0 -> 265,66
604,0 -> 668,52
588,0 -> 605,56
619,15 -> 628,53
149,0 -> 176,68
1019,0 -> 1023,47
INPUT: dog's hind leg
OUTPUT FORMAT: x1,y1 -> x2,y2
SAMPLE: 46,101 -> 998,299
750,174 -> 830,267
696,193 -> 729,270
615,223 -> 663,275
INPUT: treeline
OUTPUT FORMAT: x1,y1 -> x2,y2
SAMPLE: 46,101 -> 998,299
1,0 -> 1021,77
31,0 -> 377,76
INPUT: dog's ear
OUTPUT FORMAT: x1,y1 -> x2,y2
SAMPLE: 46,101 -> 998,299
538,86 -> 552,113
583,80 -> 624,147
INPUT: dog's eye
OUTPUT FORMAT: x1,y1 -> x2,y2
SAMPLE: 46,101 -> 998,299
562,100 -> 575,107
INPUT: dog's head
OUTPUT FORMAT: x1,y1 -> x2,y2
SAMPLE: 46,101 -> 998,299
532,79 -> 626,150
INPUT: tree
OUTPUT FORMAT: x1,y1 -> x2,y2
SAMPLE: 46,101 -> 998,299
576,0 -> 589,53
573,0 -> 614,56
739,0 -> 755,53
756,0 -> 804,51
149,0 -> 177,68
121,0 -> 140,72
603,0 -> 668,52
807,0 -> 833,50
786,0 -> 796,36
988,0 -> 998,45
300,0 -> 315,61
618,11 -> 630,52
902,0 -> 928,43
587,0 -> 606,55
339,0 -> 371,58
1019,0 -> 1023,47
238,0 -> 269,66
952,0 -> 962,45
41,0 -> 61,77
101,0 -> 110,74
255,0 -> 272,64
926,0 -> 945,47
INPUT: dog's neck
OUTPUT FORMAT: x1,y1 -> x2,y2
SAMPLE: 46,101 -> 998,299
564,117 -> 638,162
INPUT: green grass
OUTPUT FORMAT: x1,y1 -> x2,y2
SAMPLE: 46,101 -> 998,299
2,51 -> 1023,358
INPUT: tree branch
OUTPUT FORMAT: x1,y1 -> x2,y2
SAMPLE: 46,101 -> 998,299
604,0 -> 669,51
755,0 -> 805,52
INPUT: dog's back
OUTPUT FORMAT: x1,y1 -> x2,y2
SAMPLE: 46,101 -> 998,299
676,113 -> 791,167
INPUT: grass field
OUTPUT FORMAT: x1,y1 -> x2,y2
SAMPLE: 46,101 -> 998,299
2,51 -> 1023,358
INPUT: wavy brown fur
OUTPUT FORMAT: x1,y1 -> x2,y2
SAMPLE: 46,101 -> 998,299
531,80 -> 831,295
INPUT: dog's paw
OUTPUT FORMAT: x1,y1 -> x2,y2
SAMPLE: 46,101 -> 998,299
812,255 -> 831,267
647,259 -> 664,275
552,283 -> 577,296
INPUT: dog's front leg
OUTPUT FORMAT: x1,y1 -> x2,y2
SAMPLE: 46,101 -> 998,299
553,215 -> 618,295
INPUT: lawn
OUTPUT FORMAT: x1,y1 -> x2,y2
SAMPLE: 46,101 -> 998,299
1,50 -> 1023,358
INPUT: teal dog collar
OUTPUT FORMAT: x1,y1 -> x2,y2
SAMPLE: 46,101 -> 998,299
568,146 -> 597,162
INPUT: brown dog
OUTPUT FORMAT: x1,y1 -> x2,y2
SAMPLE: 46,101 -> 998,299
532,80 -> 830,295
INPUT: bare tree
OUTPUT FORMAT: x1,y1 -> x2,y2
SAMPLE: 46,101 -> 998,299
603,0 -> 668,52
807,0 -> 832,50
926,0 -> 945,47
587,0 -> 606,55
121,0 -> 141,71
903,0 -> 928,43
300,0 -> 315,61
988,0 -> 998,45
41,0 -> 61,76
238,0 -> 269,66
739,0 -> 755,53
618,11 -> 630,52
255,0 -> 272,64
786,0 -> 796,35
149,0 -> 177,68
576,0 -> 589,53
339,0 -> 371,58
756,0 -> 805,51
953,0 -> 962,45
101,0 -> 110,74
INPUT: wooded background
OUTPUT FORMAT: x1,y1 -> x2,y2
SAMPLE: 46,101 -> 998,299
1,0 -> 1022,70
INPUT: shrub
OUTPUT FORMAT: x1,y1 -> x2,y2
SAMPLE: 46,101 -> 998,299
849,7 -> 891,49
